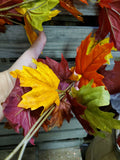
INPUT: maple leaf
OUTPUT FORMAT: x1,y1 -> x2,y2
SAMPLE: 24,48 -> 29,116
67,92 -> 94,134
20,0 -> 60,31
38,54 -> 72,81
98,61 -> 120,94
38,55 -> 73,129
59,0 -> 83,21
24,16 -> 38,44
96,0 -> 120,50
80,0 -> 88,5
75,33 -> 114,88
98,0 -> 112,8
3,79 -> 43,145
69,81 -> 120,136
10,59 -> 60,112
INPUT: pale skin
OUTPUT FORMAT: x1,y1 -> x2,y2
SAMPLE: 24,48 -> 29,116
0,31 -> 47,121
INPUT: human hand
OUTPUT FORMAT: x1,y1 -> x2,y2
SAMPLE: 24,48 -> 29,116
0,31 -> 46,121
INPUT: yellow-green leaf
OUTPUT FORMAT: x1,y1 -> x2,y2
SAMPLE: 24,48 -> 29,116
21,0 -> 60,31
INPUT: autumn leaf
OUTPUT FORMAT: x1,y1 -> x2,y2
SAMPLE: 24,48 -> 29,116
86,36 -> 114,64
59,0 -> 83,21
67,92 -> 94,134
0,0 -> 23,25
80,0 -> 88,5
69,81 -> 120,136
20,0 -> 60,31
98,0 -> 112,8
3,79 -> 43,145
38,55 -> 73,129
10,59 -> 60,112
38,54 -> 72,81
75,33 -> 114,88
98,60 -> 120,94
96,0 -> 120,50
24,16 -> 38,45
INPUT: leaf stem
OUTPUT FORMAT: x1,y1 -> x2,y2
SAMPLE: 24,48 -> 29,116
0,0 -> 35,12
5,83 -> 72,160
5,105 -> 55,160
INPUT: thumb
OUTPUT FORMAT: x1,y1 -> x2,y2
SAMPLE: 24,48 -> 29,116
9,31 -> 47,71
0,31 -> 46,121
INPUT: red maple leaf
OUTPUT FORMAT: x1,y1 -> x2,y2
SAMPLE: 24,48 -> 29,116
3,79 -> 43,145
98,61 -> 120,94
38,54 -> 72,81
75,33 -> 113,88
98,0 -> 112,8
96,0 -> 120,50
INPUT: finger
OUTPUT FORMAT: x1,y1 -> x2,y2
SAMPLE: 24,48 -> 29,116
9,31 -> 47,71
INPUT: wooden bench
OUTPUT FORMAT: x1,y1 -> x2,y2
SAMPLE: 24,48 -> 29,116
0,1 -> 119,159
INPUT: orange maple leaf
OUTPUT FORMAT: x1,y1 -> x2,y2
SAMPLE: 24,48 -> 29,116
60,0 -> 83,21
75,33 -> 114,88
80,0 -> 88,5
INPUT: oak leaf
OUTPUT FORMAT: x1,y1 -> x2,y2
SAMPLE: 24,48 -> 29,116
96,0 -> 120,50
75,33 -> 114,88
10,59 -> 60,112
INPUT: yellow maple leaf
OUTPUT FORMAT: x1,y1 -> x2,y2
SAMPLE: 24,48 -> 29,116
10,59 -> 60,112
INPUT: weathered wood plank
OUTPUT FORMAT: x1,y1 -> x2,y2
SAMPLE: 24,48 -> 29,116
0,25 -> 120,71
57,1 -> 100,16
0,117 -> 85,135
0,129 -> 86,147
38,139 -> 84,150
0,25 -> 95,59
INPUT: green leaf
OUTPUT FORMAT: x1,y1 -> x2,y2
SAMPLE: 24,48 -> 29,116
71,80 -> 110,108
21,0 -> 60,31
71,80 -> 120,136
85,107 -> 120,136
